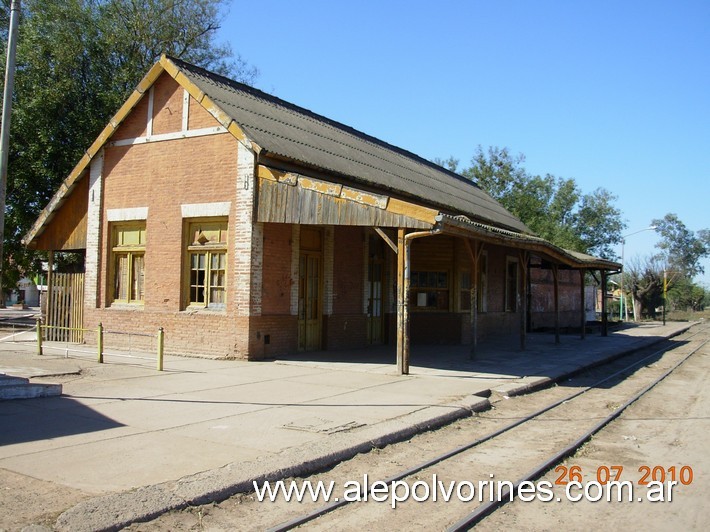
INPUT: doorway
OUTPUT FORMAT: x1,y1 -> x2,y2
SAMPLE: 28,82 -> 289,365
298,228 -> 323,351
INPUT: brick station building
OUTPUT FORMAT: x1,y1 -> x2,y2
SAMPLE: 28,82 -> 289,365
23,56 -> 619,372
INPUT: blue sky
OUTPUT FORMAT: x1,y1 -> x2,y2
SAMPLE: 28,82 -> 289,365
217,0 -> 709,284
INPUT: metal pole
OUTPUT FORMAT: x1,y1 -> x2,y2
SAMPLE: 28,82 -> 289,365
620,239 -> 625,321
0,0 -> 21,308
36,317 -> 42,355
97,322 -> 104,363
601,270 -> 608,337
663,269 -> 667,326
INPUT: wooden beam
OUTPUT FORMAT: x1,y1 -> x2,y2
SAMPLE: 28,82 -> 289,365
580,269 -> 586,340
46,251 -> 54,333
464,239 -> 484,358
471,240 -> 479,358
552,263 -> 560,344
386,198 -> 438,225
373,227 -> 398,254
519,251 -> 529,351
181,88 -> 190,131
108,125 -> 227,147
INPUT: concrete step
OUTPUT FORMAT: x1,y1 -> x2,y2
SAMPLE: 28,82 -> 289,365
0,374 -> 62,400
0,374 -> 30,386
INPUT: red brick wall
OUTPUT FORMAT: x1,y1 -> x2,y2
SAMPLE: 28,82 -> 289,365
152,76 -> 184,134
86,72 -> 246,358
112,98 -> 149,141
530,267 -> 583,330
250,315 -> 298,359
333,226 -> 364,314
262,223 -> 293,315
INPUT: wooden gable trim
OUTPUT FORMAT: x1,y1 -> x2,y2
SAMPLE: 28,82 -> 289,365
159,56 -> 258,152
23,55 -> 260,249
22,61 -> 166,248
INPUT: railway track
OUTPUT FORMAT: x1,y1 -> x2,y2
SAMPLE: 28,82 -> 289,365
258,323 -> 709,531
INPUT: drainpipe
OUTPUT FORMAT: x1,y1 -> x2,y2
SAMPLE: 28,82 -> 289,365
397,227 -> 441,375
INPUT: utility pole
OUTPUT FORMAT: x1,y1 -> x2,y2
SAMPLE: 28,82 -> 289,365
0,0 -> 21,308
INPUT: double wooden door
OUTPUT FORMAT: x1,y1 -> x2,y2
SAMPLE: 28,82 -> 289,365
298,228 -> 323,351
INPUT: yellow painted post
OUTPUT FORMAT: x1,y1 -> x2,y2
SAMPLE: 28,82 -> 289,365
663,269 -> 667,326
36,318 -> 43,356
97,322 -> 104,363
157,327 -> 164,371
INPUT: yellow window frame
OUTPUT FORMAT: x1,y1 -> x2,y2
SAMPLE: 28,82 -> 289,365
184,218 -> 228,310
110,222 -> 146,304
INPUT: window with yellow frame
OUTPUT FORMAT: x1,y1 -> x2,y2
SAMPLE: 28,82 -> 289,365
185,219 -> 228,310
111,222 -> 146,304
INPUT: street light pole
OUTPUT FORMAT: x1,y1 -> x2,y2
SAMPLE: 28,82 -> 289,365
0,0 -> 21,308
620,226 -> 657,322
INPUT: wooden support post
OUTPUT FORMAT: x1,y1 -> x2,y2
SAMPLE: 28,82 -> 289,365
601,270 -> 608,337
471,244 -> 478,359
464,239 -> 483,358
46,251 -> 54,341
579,269 -> 586,340
519,251 -> 529,351
396,228 -> 406,375
157,327 -> 164,371
552,264 -> 560,344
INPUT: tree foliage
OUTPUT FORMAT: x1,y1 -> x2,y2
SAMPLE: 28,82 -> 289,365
0,0 -> 255,290
457,146 -> 625,259
652,213 -> 709,279
667,277 -> 706,312
624,214 -> 709,319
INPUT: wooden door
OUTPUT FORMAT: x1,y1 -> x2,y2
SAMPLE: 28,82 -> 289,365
298,252 -> 322,350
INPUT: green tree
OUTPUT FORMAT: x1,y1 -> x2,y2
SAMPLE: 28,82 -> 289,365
652,213 -> 709,279
460,146 -> 625,259
0,0 -> 256,290
668,277 -> 705,312
461,145 -> 527,202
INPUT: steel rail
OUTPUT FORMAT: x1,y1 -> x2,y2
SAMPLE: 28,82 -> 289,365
448,335 -> 708,531
267,327 -> 707,532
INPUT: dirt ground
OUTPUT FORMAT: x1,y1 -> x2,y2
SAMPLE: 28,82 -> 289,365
120,329 -> 708,531
0,469 -> 89,530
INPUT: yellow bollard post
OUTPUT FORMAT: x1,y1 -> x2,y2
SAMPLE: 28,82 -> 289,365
36,318 -> 43,356
97,322 -> 104,363
157,327 -> 164,371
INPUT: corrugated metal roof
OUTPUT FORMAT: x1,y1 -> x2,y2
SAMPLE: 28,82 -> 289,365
170,57 -> 531,234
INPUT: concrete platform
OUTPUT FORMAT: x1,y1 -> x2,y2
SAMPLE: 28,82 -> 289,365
0,373 -> 62,400
0,320 -> 696,531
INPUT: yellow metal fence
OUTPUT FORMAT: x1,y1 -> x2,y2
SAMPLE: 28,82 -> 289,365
36,320 -> 165,371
